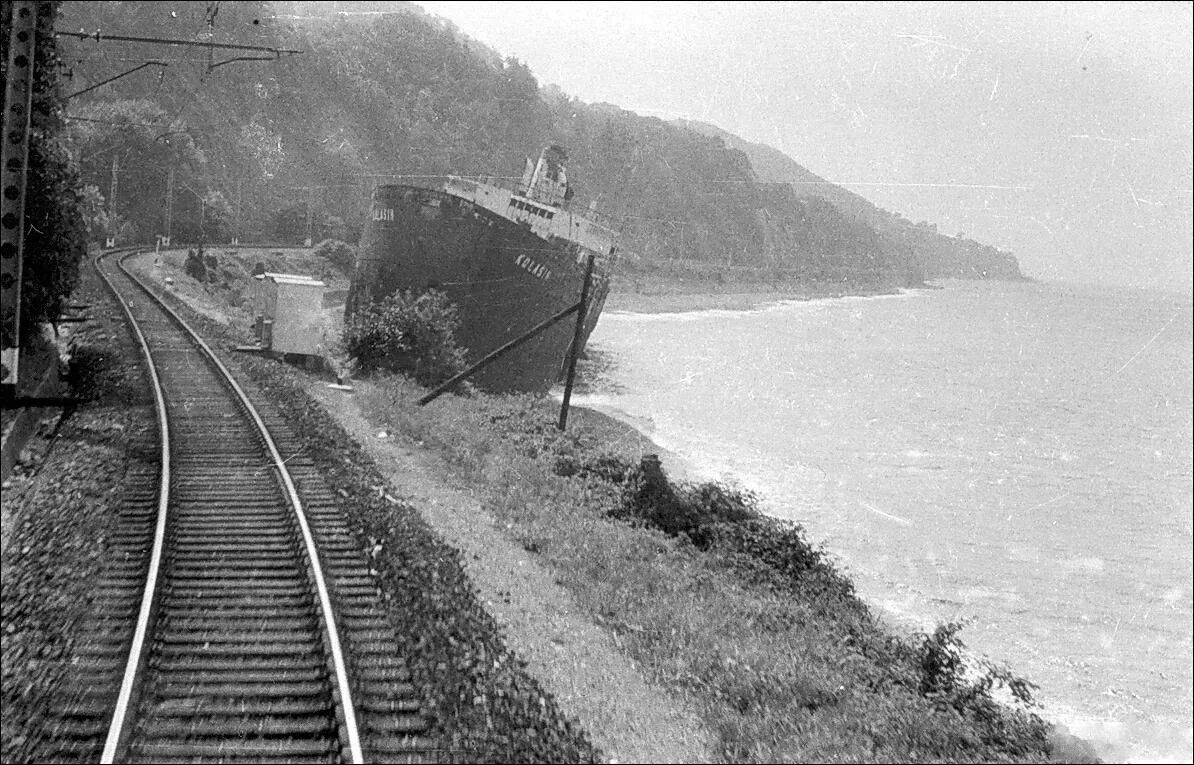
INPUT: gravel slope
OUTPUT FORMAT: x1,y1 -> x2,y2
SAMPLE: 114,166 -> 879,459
1,258 -> 155,763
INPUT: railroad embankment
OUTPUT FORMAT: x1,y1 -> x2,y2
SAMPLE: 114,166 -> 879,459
1,260 -> 155,763
2,254 -> 605,763
117,248 -> 1101,763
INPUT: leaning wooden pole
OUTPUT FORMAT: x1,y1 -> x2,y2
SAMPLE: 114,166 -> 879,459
418,300 -> 580,405
558,251 -> 596,431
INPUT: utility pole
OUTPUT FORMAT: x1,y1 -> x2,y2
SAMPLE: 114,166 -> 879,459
109,156 -> 119,218
164,166 -> 174,245
558,251 -> 596,431
305,185 -> 314,246
1,1 -> 38,397
234,178 -> 242,245
105,155 -> 118,247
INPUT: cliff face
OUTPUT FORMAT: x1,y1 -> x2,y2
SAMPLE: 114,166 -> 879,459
58,2 -> 1021,285
676,120 -> 1025,281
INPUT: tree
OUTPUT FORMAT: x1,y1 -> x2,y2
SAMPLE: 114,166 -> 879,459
66,99 -> 206,243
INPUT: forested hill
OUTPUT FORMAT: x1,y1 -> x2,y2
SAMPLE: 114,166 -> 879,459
674,120 -> 1024,281
58,1 -> 1022,286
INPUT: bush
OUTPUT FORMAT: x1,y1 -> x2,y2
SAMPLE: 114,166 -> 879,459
707,518 -> 860,607
64,342 -> 111,397
914,621 -> 1041,716
313,238 -> 356,274
183,249 -> 207,282
342,290 -> 467,387
610,454 -> 759,548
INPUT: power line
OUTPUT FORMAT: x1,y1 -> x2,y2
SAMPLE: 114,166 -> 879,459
65,115 -> 173,128
54,29 -> 301,57
65,61 -> 168,99
72,54 -> 274,65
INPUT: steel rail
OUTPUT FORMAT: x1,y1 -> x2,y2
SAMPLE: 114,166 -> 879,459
95,249 -> 364,763
91,250 -> 171,764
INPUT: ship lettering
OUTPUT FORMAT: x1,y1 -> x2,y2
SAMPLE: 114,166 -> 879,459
372,207 -> 395,221
515,253 -> 551,280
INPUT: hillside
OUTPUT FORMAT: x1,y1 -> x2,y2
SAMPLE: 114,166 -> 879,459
674,119 -> 1025,281
58,1 -> 1021,287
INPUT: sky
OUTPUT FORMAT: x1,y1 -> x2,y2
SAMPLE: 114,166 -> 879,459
417,1 -> 1193,294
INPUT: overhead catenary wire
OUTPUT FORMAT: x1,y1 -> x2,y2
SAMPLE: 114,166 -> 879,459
55,29 -> 301,58
65,61 -> 169,99
65,115 -> 175,128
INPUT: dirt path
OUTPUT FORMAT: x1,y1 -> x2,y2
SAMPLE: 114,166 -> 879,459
306,381 -> 713,764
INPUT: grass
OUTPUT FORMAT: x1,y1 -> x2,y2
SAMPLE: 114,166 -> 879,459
355,374 -> 1061,763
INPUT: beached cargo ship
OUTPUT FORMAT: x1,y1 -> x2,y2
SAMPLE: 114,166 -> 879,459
346,146 -> 619,393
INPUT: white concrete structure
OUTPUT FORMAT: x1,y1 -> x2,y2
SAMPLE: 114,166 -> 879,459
253,272 -> 328,356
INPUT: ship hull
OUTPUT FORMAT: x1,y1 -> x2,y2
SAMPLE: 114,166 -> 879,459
348,185 -> 611,393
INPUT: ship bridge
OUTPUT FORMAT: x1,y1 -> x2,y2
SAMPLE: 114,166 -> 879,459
443,147 -> 618,261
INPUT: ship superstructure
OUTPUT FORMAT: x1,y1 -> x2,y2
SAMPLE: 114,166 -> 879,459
444,145 -> 617,260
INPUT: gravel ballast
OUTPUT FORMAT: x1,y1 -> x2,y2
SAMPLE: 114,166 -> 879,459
1,259 -> 155,764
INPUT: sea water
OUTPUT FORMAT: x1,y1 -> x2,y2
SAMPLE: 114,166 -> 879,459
570,279 -> 1193,763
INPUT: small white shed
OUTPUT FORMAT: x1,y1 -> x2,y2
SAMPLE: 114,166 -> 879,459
253,272 -> 328,356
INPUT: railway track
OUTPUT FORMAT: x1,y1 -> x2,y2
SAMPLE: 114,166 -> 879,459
83,250 -> 430,763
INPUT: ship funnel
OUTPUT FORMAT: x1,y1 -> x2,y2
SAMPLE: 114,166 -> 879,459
527,145 -> 571,207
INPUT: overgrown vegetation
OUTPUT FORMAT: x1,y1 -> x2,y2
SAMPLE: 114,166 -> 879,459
63,343 -> 110,398
182,249 -> 219,283
355,376 -> 1058,763
341,290 -> 467,386
312,238 -> 356,274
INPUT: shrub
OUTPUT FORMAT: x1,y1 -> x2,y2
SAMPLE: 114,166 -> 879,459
183,249 -> 207,282
341,290 -> 467,387
914,621 -> 1041,714
707,518 -> 860,607
64,342 -> 111,397
611,454 -> 759,548
313,238 -> 356,274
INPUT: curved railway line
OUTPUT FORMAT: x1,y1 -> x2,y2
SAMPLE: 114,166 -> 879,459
78,250 -> 430,764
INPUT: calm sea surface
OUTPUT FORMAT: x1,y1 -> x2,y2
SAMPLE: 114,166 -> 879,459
570,279 -> 1193,763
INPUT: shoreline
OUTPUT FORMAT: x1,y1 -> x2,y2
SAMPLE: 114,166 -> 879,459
605,281 -> 905,315
560,400 -> 1134,761
576,285 -> 1183,764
